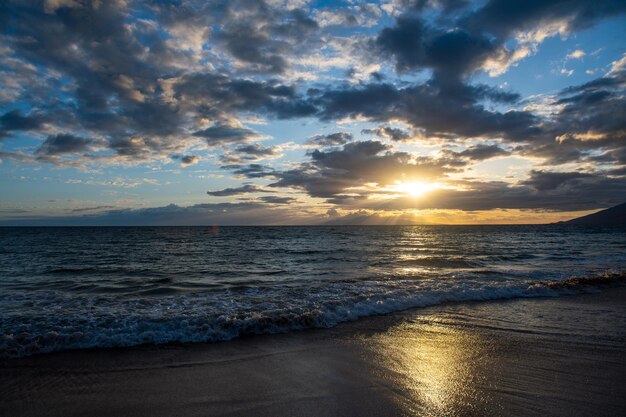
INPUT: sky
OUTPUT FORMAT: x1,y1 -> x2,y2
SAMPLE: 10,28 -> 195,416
0,0 -> 625,225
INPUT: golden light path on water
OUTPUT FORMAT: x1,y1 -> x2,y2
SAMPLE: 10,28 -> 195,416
366,319 -> 495,416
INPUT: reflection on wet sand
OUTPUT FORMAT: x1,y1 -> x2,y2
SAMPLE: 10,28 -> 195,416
367,320 -> 498,416
2,289 -> 625,417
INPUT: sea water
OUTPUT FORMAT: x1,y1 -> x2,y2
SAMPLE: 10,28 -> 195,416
1,225 -> 625,357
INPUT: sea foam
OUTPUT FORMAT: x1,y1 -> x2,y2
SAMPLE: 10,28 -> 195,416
1,271 -> 623,358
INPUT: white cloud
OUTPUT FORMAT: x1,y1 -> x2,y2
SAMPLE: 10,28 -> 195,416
482,19 -> 570,77
608,52 -> 626,75
567,49 -> 586,59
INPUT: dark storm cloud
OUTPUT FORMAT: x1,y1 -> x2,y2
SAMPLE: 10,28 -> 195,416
193,125 -> 261,146
465,0 -> 626,38
173,73 -> 315,119
470,84 -> 521,103
447,172 -> 626,211
257,196 -> 296,204
362,126 -> 411,142
3,1 -> 183,131
445,144 -> 510,161
0,0 -> 318,164
216,2 -> 318,74
520,170 -> 594,191
365,0 -> 626,163
410,0 -> 473,15
375,16 -> 428,73
219,143 -> 281,165
207,184 -> 271,196
1,0 -> 625,220
0,0 -> 197,160
3,0 -> 620,169
593,147 -> 626,167
170,154 -> 201,167
304,1 -> 623,152
36,134 -> 96,156
108,136 -> 159,157
251,133 -> 623,212
0,110 -> 45,139
181,155 -> 199,166
269,140 -> 457,198
224,163 -> 278,179
313,81 -> 540,142
332,171 -> 626,212
218,29 -> 287,75
0,202 -> 318,226
305,132 -> 353,147
554,73 -> 626,142
376,17 -> 496,77
235,144 -> 280,157
518,68 -> 626,166
376,0 -> 626,79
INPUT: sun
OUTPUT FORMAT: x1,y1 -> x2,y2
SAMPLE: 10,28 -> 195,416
392,181 -> 438,197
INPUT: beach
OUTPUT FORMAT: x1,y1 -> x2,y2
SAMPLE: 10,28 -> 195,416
2,287 -> 625,417
3,1 -> 626,416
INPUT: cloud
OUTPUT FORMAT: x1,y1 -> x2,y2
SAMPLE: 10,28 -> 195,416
0,202 -> 321,226
520,170 -> 593,191
257,195 -> 296,204
235,143 -> 280,157
224,163 -> 278,179
305,132 -> 353,147
465,0 -> 626,40
70,205 -> 117,213
375,0 -> 626,81
219,143 -> 282,165
312,81 -> 539,142
0,110 -> 45,139
2,0 -> 626,221
0,1 -> 319,166
269,140 -> 456,198
216,4 -> 319,74
567,49 -> 586,59
362,126 -> 411,141
329,171 -> 626,212
524,66 -> 626,165
2,0 -> 623,170
64,177 -> 160,188
172,72 -> 316,119
207,184 -> 271,196
180,155 -> 200,167
444,144 -> 510,161
375,13 -> 499,77
193,124 -> 262,146
36,134 -> 97,156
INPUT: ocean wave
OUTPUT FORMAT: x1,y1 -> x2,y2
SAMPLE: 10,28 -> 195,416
1,271 -> 624,359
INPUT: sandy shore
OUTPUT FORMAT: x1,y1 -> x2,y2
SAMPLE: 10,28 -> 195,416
2,288 -> 626,417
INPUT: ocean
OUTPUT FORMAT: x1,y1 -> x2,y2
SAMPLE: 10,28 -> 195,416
1,225 -> 625,358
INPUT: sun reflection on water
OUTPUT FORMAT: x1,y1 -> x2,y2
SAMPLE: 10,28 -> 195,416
368,320 -> 493,416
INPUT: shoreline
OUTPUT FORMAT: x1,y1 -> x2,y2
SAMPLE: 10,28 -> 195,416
3,271 -> 624,359
2,287 -> 626,416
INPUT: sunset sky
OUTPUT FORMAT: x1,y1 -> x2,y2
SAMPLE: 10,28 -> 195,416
1,0 -> 625,225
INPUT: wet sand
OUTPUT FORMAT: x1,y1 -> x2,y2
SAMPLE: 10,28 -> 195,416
2,288 -> 626,417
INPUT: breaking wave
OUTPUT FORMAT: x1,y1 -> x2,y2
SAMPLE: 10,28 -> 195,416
1,271 -> 623,358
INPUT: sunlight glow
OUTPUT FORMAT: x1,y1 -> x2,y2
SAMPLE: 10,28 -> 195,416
392,181 -> 438,197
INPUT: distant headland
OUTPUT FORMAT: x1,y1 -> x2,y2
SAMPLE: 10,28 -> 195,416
560,203 -> 626,226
